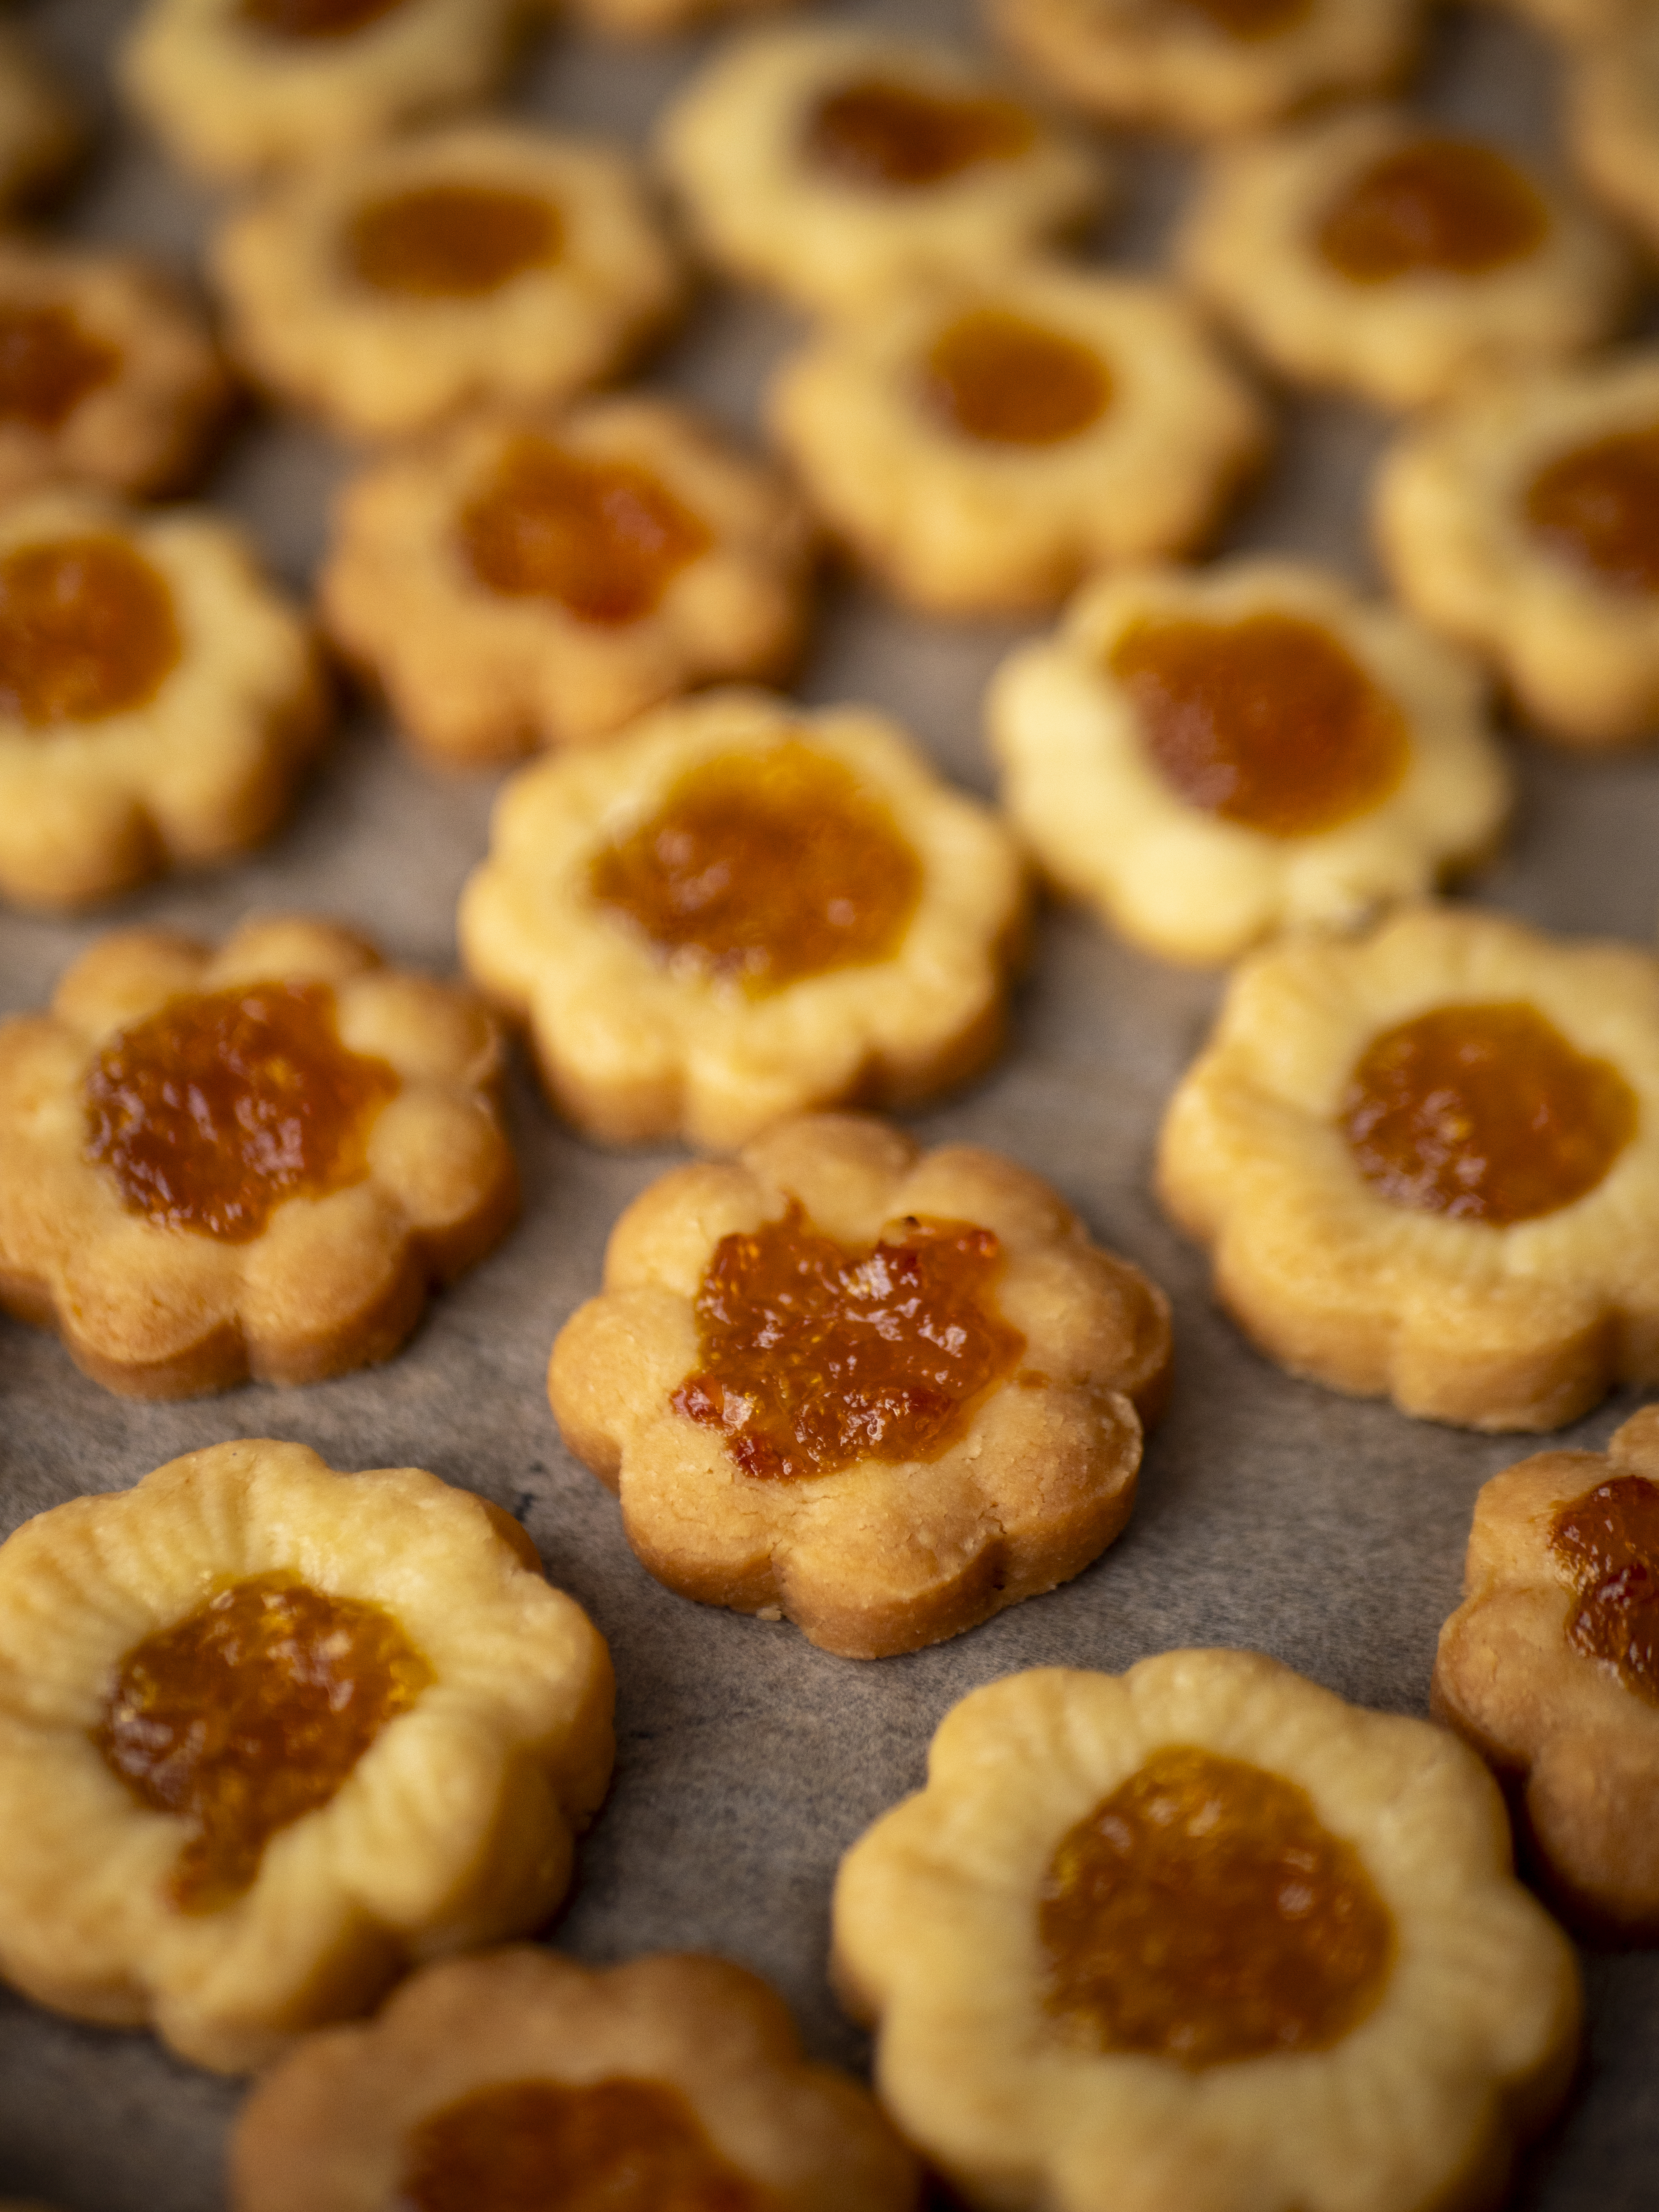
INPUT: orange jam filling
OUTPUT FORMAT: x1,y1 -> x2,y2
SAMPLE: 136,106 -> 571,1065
1316,139 -> 1548,282
803,75 -> 1036,191
1039,1746 -> 1394,2066
402,2078 -> 770,2212
1551,1475 -> 1659,1703
1524,426 -> 1659,597
458,436 -> 711,627
0,305 -> 119,429
1111,611 -> 1409,838
922,309 -> 1113,445
671,1200 -> 1025,1482
345,183 -> 563,299
239,0 -> 405,35
1341,1001 -> 1637,1226
0,536 -> 180,728
84,981 -> 398,1243
94,1573 -> 431,1913
1179,0 -> 1313,35
588,743 -> 922,994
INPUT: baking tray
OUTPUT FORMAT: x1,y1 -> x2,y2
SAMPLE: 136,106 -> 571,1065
2,2 -> 1657,2205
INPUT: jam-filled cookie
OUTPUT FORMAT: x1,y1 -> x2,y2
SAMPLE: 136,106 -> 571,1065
232,1947 -> 919,2212
1566,15 -> 1659,275
767,262 -> 1268,617
0,240 -> 229,502
1180,106 -> 1633,411
322,401 -> 812,764
459,691 -> 1026,1149
0,490 -> 327,911
655,25 -> 1105,315
833,1650 -> 1580,2212
550,1113 -> 1170,1659
0,23 -> 81,210
991,558 -> 1508,965
212,122 -> 683,442
120,0 -> 521,183
0,1439 -> 613,2073
1376,350 -> 1659,748
984,0 -> 1425,139
1433,1406 -> 1659,1938
0,916 -> 518,1397
1157,904 -> 1659,1431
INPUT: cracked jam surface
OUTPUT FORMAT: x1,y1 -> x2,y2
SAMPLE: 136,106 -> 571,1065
672,1199 -> 1026,1481
1040,1745 -> 1394,2065
0,306 -> 119,428
1525,426 -> 1659,597
1551,1476 -> 1659,1702
803,75 -> 1034,191
95,1572 -> 432,1912
1316,139 -> 1548,282
346,184 -> 563,299
922,309 -> 1113,445
0,535 -> 180,727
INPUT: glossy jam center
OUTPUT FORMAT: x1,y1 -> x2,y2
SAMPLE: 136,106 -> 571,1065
1181,0 -> 1313,35
923,309 -> 1113,445
84,981 -> 398,1242
588,742 -> 923,995
1524,427 -> 1659,597
346,183 -> 563,299
1341,1001 -> 1637,1226
803,74 -> 1035,190
1111,611 -> 1409,838
0,305 -> 119,428
1039,1746 -> 1394,2066
1316,139 -> 1548,282
95,1574 -> 431,1912
239,0 -> 406,36
402,2078 -> 769,2212
0,536 -> 180,728
458,437 -> 711,626
671,1200 -> 1026,1482
1551,1475 -> 1659,1703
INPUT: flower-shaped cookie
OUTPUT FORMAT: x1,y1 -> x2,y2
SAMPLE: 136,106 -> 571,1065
1157,904 -> 1659,1431
990,558 -> 1509,965
833,1650 -> 1580,2212
0,240 -> 229,501
460,691 -> 1027,1149
767,262 -> 1268,617
322,401 -> 813,764
121,0 -> 521,183
0,24 -> 81,210
1433,1405 -> 1659,1938
984,0 -> 1426,139
549,1113 -> 1171,1659
211,122 -> 684,442
0,915 -> 518,1397
1180,106 -> 1633,411
0,1439 -> 614,2073
232,1947 -> 919,2212
656,25 -> 1105,316
0,489 -> 327,910
1376,349 -> 1659,748
1566,10 -> 1659,254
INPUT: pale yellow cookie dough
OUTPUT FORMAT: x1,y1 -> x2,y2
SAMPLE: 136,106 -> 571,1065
834,1650 -> 1580,2212
768,262 -> 1268,617
990,558 -> 1509,964
0,1439 -> 614,2073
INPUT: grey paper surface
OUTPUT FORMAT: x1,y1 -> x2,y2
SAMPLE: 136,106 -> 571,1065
2,1 -> 1657,2205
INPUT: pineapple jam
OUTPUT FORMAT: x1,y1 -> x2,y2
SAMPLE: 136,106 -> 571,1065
922,309 -> 1113,446
1551,1475 -> 1659,1703
803,75 -> 1035,191
1524,426 -> 1659,597
346,183 -> 563,299
0,536 -> 181,727
1316,139 -> 1548,283
0,305 -> 119,428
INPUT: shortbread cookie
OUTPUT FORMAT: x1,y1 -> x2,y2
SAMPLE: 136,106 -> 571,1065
0,241 -> 229,501
1567,12 -> 1659,262
833,1650 -> 1580,2212
1180,106 -> 1633,411
991,558 -> 1508,965
0,490 -> 327,911
1376,351 -> 1659,748
0,916 -> 518,1397
322,401 -> 812,764
984,0 -> 1425,138
460,691 -> 1027,1149
656,25 -> 1106,315
212,122 -> 683,441
768,262 -> 1268,616
550,1113 -> 1170,1658
121,0 -> 521,183
1434,1407 -> 1659,1938
0,24 -> 81,210
233,1948 -> 919,2212
0,1439 -> 613,2073
1157,904 -> 1659,1431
